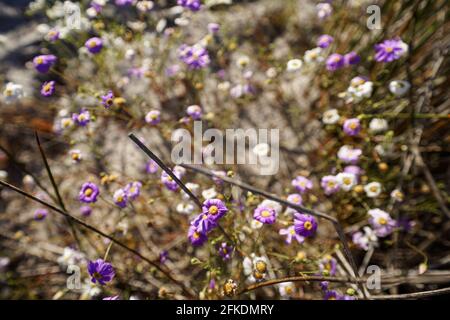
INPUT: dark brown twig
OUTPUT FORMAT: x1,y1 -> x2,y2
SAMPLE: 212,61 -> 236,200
0,179 -> 196,299
0,144 -> 58,203
128,133 -> 241,253
34,131 -> 82,249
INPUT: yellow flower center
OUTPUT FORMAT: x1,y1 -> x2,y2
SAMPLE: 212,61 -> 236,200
84,188 -> 93,196
378,217 -> 387,225
327,181 -> 336,188
255,261 -> 267,273
349,122 -> 358,129
285,286 -> 293,294
193,232 -> 200,239
385,46 -> 393,53
290,229 -> 296,235
304,221 -> 313,230
343,178 -> 351,185
261,210 -> 271,217
370,186 -> 378,192
43,83 -> 52,92
89,41 -> 97,48
36,57 -> 44,64
208,205 -> 218,215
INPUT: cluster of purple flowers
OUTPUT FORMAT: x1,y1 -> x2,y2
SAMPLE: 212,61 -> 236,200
326,52 -> 360,71
177,0 -> 201,11
178,44 -> 210,69
188,199 -> 228,246
113,181 -> 142,208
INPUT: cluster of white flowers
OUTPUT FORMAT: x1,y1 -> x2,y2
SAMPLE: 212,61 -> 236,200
340,77 -> 374,103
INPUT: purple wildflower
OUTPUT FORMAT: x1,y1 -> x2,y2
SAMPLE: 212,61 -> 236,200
337,145 -> 362,164
191,213 -> 217,234
291,176 -> 313,193
101,90 -> 114,109
87,259 -> 115,285
326,53 -> 345,71
178,0 -> 201,11
145,160 -> 158,174
186,105 -> 202,120
324,290 -> 339,300
165,64 -> 181,77
287,193 -> 303,206
72,109 -> 91,126
344,51 -> 360,66
344,165 -> 363,178
179,44 -> 210,69
279,225 -> 304,244
317,35 -> 333,48
33,54 -> 57,73
159,250 -> 168,264
40,81 -> 55,97
79,182 -> 100,203
321,175 -> 340,195
374,38 -> 408,63
85,37 -> 103,54
294,213 -> 318,237
202,198 -> 228,221
124,181 -> 142,200
161,171 -> 180,191
80,205 -> 92,217
103,295 -> 119,300
34,208 -> 48,221
113,188 -> 128,208
319,256 -> 337,276
208,23 -> 220,34
368,208 -> 396,237
217,242 -> 234,261
47,29 -> 60,42
343,118 -> 361,136
145,110 -> 161,125
316,2 -> 332,19
188,225 -> 207,246
115,0 -> 134,5
253,206 -> 277,224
